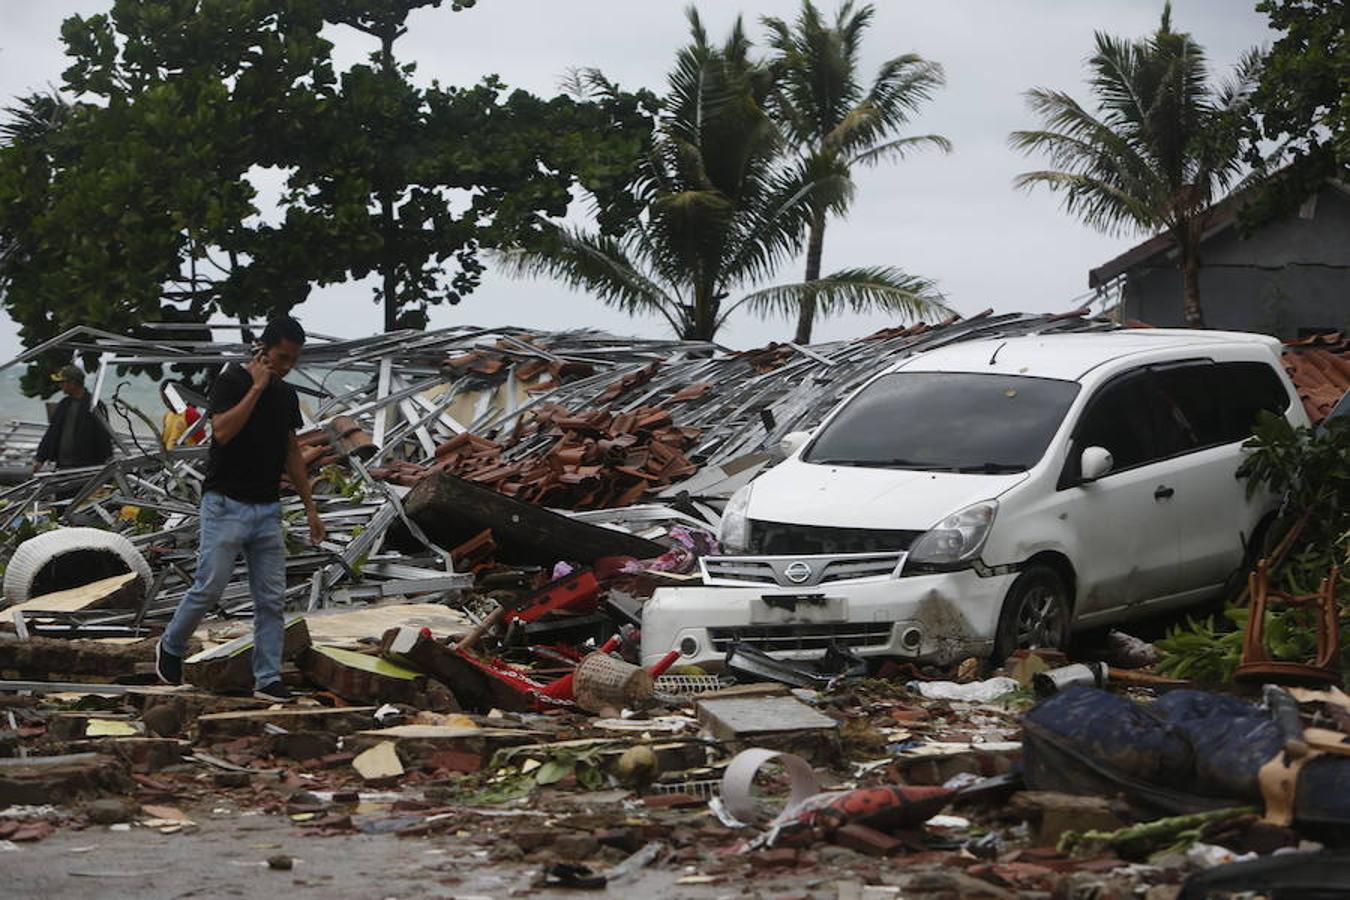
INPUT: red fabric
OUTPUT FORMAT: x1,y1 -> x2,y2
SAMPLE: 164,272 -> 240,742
805,785 -> 954,832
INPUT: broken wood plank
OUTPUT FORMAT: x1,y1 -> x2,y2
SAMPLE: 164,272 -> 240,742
401,471 -> 663,565
1,572 -> 143,624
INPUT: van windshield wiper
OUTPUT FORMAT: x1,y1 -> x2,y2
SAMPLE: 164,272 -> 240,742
953,461 -> 1026,474
872,459 -> 943,470
807,457 -> 937,470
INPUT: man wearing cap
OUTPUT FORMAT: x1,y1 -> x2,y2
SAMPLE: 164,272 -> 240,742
33,365 -> 113,472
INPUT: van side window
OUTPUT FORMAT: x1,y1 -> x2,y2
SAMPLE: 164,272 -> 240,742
1218,362 -> 1290,441
1076,375 -> 1154,470
1147,361 -> 1290,454
1148,365 -> 1225,455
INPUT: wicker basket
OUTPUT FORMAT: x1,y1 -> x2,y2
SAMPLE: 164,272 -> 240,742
572,652 -> 654,713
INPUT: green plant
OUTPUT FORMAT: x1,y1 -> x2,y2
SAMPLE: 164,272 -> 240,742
1157,414 -> 1350,682
462,741 -> 617,804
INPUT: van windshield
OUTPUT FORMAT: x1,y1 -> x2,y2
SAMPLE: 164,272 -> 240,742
803,372 -> 1080,473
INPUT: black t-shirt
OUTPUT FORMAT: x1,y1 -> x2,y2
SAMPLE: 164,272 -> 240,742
202,364 -> 302,503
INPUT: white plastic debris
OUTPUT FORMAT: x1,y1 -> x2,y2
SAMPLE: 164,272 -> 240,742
373,703 -> 403,725
907,677 -> 1019,702
1186,842 -> 1257,869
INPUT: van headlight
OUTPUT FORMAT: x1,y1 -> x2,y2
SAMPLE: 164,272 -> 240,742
908,500 -> 997,568
718,484 -> 754,553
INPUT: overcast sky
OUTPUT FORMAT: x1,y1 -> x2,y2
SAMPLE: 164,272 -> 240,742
0,0 -> 1275,357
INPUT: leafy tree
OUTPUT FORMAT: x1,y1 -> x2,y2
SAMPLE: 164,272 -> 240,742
308,0 -> 475,332
0,93 -> 76,393
1010,3 -> 1258,328
287,0 -> 653,331
0,0 -> 335,393
762,0 -> 950,343
499,10 -> 952,343
1243,0 -> 1349,223
0,0 -> 653,394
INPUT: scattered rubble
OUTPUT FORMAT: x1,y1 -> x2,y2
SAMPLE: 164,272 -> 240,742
0,314 -> 1346,895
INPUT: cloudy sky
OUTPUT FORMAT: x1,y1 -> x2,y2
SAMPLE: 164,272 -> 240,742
0,0 -> 1274,357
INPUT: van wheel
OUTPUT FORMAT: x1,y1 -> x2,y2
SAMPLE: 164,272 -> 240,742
992,565 -> 1071,663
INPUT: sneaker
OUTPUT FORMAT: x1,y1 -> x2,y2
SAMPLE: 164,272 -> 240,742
253,681 -> 294,703
155,641 -> 183,686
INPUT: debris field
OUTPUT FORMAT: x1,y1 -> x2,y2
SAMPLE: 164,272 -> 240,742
1,311 -> 1348,898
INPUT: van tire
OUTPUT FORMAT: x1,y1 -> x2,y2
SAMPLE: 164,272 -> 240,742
992,565 -> 1071,664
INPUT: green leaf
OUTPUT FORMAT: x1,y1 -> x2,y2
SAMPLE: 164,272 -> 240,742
534,758 -> 573,785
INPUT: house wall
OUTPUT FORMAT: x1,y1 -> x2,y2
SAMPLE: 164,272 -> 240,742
1120,186 -> 1350,337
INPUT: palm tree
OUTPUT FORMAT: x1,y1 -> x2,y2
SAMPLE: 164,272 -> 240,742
0,92 -> 74,285
1010,3 -> 1258,328
762,1 -> 951,343
497,8 -> 951,343
0,91 -> 73,146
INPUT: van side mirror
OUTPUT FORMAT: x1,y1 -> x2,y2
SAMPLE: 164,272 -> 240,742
1080,446 -> 1114,482
780,430 -> 811,457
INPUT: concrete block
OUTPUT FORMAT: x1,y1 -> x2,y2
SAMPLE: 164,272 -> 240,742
71,737 -> 188,773
696,694 -> 841,765
195,706 -> 378,741
0,753 -> 132,804
301,644 -> 426,705
1008,790 -> 1130,846
0,636 -> 154,683
184,618 -> 310,693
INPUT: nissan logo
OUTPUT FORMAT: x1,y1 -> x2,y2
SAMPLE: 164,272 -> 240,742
783,560 -> 813,584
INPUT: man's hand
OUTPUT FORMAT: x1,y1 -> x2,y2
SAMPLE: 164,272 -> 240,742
245,355 -> 272,391
31,460 -> 44,475
307,507 -> 327,546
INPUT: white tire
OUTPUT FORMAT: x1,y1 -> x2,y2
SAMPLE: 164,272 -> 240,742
3,527 -> 152,605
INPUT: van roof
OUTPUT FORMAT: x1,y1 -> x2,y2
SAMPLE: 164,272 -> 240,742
892,329 -> 1282,381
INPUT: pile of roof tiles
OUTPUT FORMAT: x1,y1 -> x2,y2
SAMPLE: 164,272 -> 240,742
1281,332 -> 1350,424
354,310 -> 1122,509
371,403 -> 703,509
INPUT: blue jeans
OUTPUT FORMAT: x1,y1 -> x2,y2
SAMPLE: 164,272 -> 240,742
162,492 -> 288,689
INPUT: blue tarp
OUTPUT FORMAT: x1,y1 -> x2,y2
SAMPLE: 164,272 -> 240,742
1023,687 -> 1350,826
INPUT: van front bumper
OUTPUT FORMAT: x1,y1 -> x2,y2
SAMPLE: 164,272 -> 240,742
639,568 -> 1015,670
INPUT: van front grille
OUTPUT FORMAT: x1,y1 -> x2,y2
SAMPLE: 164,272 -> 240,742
747,520 -> 921,555
708,622 -> 895,653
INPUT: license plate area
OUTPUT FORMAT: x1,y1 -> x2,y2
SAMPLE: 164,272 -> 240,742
750,593 -> 847,624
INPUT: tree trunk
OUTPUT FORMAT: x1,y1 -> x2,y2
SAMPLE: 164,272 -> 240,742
379,29 -> 399,333
381,193 -> 398,332
794,212 -> 827,344
685,283 -> 718,342
1180,248 -> 1204,329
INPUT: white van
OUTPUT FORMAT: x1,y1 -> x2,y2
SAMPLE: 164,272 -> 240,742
641,330 -> 1308,669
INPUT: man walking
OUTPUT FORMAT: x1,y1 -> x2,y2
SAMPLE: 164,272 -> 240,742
33,365 -> 112,472
156,317 -> 326,701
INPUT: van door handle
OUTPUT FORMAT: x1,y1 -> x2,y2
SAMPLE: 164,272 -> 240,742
1154,485 -> 1175,500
